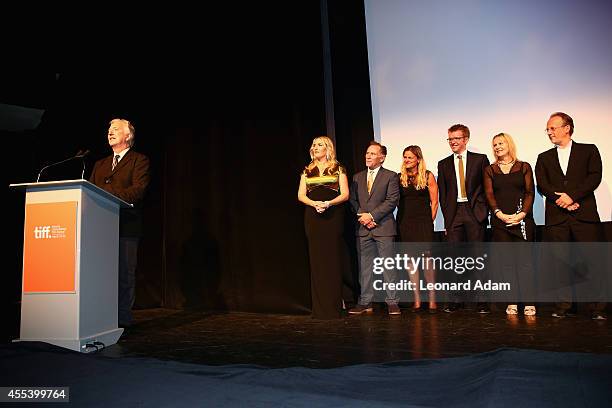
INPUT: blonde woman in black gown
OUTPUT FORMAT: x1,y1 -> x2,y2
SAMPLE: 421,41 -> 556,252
298,136 -> 349,319
483,133 -> 536,316
397,146 -> 439,312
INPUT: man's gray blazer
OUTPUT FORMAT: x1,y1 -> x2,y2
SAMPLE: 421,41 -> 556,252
349,167 -> 400,237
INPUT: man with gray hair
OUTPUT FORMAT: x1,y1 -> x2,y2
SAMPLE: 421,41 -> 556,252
90,118 -> 151,327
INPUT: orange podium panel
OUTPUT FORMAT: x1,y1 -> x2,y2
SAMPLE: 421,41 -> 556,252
23,201 -> 77,293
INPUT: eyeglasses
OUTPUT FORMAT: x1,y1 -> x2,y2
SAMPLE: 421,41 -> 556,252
545,124 -> 567,133
447,137 -> 465,142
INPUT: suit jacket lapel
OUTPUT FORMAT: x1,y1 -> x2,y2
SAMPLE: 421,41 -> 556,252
465,151 -> 474,191
111,150 -> 131,175
365,170 -> 373,202
367,167 -> 383,201
565,142 -> 578,179
101,155 -> 113,175
549,147 -> 564,177
357,171 -> 367,203
447,155 -> 457,193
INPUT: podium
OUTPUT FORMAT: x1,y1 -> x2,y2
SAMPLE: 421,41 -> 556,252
9,179 -> 132,352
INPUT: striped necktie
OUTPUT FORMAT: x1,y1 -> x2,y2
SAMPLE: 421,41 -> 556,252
112,154 -> 120,171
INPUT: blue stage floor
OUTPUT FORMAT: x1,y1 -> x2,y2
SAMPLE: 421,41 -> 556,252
2,342 -> 611,407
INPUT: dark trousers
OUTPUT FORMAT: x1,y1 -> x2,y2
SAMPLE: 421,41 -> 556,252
492,227 -> 535,303
446,203 -> 486,305
545,218 -> 604,312
545,218 -> 601,242
446,203 -> 486,242
119,237 -> 139,325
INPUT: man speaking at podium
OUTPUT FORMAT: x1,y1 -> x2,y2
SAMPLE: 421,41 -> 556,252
89,118 -> 150,327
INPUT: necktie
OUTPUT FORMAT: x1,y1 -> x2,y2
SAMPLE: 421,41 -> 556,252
367,170 -> 374,194
112,154 -> 120,171
457,154 -> 467,199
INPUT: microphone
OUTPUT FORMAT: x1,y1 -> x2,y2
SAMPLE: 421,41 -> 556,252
36,149 -> 91,182
78,150 -> 90,179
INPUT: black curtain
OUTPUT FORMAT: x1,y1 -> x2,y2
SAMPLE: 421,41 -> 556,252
5,1 -> 376,328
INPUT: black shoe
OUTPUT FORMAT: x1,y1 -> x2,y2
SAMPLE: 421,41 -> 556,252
552,309 -> 568,318
428,308 -> 438,314
591,312 -> 607,321
349,304 -> 374,314
443,303 -> 459,313
477,304 -> 490,314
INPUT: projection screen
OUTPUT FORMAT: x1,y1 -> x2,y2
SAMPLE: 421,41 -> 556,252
364,0 -> 612,230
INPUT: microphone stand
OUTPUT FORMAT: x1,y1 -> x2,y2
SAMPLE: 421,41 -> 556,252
36,150 -> 90,182
79,150 -> 90,179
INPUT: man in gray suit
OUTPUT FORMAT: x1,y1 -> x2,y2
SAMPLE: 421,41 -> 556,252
349,141 -> 401,315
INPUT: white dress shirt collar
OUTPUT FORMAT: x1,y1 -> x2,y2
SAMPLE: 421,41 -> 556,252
113,147 -> 130,162
367,165 -> 382,179
556,139 -> 572,175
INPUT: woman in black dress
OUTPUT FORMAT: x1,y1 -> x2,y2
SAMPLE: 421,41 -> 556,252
397,146 -> 439,312
297,136 -> 349,319
483,132 -> 536,316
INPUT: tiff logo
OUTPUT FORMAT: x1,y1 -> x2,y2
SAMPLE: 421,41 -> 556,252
34,226 -> 52,239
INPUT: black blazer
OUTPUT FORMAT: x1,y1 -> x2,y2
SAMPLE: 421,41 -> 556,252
89,149 -> 151,237
535,141 -> 601,226
437,151 -> 490,229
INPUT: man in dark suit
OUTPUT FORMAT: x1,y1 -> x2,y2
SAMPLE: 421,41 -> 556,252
349,141 -> 401,315
437,124 -> 490,313
90,118 -> 151,327
535,112 -> 605,320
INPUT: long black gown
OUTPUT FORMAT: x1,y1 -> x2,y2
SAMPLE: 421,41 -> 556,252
303,165 -> 346,319
484,161 -> 537,304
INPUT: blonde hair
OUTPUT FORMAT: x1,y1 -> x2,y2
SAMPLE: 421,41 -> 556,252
491,133 -> 517,163
399,145 -> 428,190
306,136 -> 339,174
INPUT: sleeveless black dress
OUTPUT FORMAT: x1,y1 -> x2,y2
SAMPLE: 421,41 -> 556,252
397,171 -> 434,242
303,165 -> 346,319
